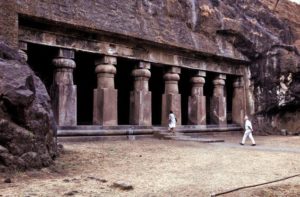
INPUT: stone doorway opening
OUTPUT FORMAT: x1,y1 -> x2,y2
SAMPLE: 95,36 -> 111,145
179,68 -> 192,125
115,58 -> 134,125
74,51 -> 97,125
27,43 -> 56,94
149,65 -> 164,126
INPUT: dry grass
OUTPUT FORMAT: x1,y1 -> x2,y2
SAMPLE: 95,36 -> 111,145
0,133 -> 300,197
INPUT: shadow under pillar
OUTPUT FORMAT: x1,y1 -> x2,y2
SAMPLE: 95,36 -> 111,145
210,74 -> 227,126
232,77 -> 245,126
188,71 -> 206,125
51,49 -> 77,126
161,67 -> 181,126
93,56 -> 118,126
130,62 -> 152,125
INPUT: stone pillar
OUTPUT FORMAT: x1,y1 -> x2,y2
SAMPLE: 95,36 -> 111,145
51,49 -> 77,126
129,62 -> 152,125
93,56 -> 118,126
210,74 -> 227,125
188,71 -> 206,125
18,41 -> 28,62
162,67 -> 181,126
232,77 -> 245,126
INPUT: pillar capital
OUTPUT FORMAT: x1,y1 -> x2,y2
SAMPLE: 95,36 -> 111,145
195,70 -> 206,77
56,48 -> 75,59
213,78 -> 225,86
52,58 -> 76,69
163,73 -> 180,81
95,55 -> 117,65
138,61 -> 151,69
132,68 -> 151,78
132,68 -> 151,91
191,76 -> 205,85
95,64 -> 116,74
166,66 -> 181,74
216,74 -> 226,80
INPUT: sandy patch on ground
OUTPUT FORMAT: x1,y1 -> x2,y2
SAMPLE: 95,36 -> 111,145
0,133 -> 300,196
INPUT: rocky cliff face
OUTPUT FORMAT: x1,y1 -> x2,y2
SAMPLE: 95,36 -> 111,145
0,42 -> 57,171
198,0 -> 300,134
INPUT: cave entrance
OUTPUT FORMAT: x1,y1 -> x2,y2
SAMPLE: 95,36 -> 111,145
115,58 -> 134,125
27,43 -> 56,94
74,51 -> 97,125
204,72 -> 214,125
149,65 -> 164,126
226,75 -> 234,124
179,69 -> 191,125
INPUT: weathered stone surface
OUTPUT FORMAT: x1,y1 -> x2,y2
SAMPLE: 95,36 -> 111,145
0,0 -> 299,134
188,96 -> 206,125
130,91 -> 152,126
0,42 -> 57,171
93,89 -> 118,126
232,78 -> 245,125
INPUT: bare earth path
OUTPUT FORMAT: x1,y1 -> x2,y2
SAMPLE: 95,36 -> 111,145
0,133 -> 300,197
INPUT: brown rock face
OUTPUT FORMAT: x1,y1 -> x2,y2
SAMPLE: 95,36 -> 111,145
215,0 -> 300,134
0,42 -> 57,171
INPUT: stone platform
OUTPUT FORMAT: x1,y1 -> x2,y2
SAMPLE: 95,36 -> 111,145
57,124 -> 241,143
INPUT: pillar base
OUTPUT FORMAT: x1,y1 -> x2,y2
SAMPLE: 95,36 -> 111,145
129,91 -> 152,126
188,96 -> 206,125
210,96 -> 227,126
93,88 -> 118,126
51,84 -> 77,126
162,93 -> 181,126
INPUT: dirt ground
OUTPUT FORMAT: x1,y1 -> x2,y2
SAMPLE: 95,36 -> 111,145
0,132 -> 300,197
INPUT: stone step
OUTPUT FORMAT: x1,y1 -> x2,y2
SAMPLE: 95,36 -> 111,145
58,134 -> 152,142
153,131 -> 224,143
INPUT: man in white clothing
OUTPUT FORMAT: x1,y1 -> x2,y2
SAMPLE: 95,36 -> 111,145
240,115 -> 256,146
168,110 -> 176,133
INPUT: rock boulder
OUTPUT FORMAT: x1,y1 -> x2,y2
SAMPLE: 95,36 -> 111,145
0,41 -> 57,171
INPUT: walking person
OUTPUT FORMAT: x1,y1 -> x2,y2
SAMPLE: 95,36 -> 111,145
240,115 -> 256,146
168,110 -> 176,133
